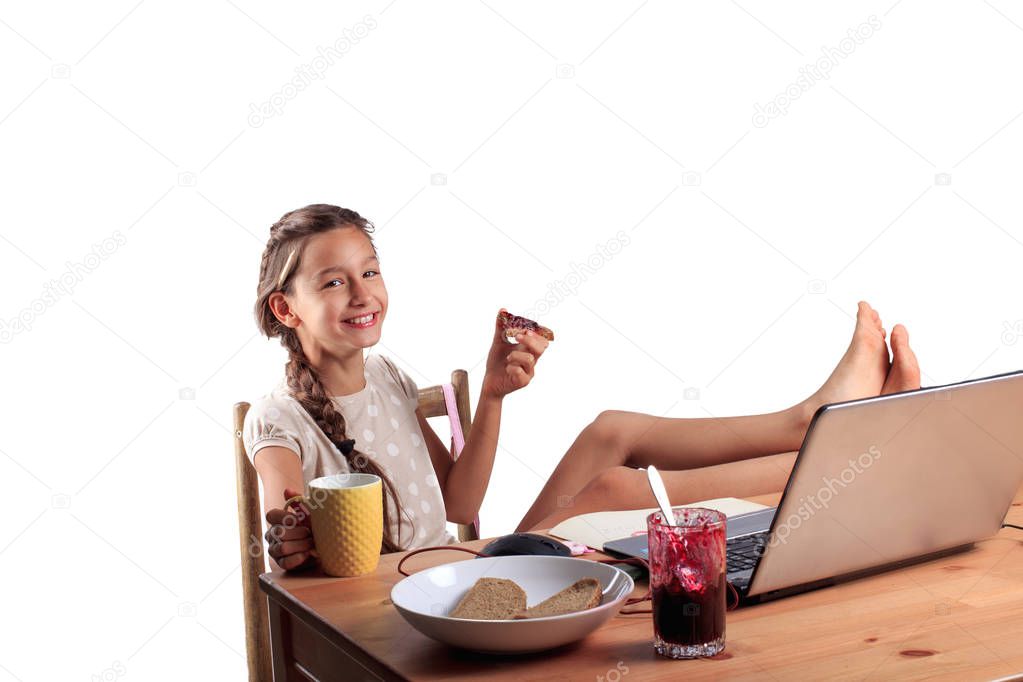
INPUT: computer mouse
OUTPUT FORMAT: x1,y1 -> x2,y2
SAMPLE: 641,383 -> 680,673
479,533 -> 572,558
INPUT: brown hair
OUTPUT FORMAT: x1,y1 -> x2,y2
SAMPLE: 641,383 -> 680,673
254,203 -> 409,553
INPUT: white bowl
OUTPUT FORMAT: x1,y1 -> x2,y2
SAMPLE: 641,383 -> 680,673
390,555 -> 635,654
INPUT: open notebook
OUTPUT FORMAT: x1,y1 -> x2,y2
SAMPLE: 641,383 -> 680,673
548,497 -> 769,550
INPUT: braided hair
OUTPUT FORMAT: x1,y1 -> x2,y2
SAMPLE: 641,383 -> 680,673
254,204 -> 409,553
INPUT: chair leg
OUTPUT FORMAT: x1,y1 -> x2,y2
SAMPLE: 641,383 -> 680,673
458,522 -> 479,542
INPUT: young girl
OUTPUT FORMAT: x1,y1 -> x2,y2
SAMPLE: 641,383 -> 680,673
243,204 -> 548,568
247,204 -> 921,569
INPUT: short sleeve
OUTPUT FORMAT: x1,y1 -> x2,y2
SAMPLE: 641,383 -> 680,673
373,355 -> 419,404
242,397 -> 302,463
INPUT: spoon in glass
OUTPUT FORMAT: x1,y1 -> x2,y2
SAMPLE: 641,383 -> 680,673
646,465 -> 676,526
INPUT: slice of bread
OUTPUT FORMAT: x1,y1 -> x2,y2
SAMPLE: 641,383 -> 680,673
513,578 -> 602,619
449,577 -> 527,620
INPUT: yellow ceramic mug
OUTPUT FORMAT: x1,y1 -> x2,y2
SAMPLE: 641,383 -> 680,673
286,473 -> 383,577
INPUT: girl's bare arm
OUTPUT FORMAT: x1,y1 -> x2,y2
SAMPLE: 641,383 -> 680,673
417,395 -> 504,525
253,447 -> 314,570
421,316 -> 547,524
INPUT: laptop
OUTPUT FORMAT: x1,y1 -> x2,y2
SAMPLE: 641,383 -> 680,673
603,370 -> 1023,605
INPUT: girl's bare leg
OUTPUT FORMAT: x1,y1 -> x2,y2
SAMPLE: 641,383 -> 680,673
516,302 -> 920,532
525,451 -> 799,531
515,407 -> 807,531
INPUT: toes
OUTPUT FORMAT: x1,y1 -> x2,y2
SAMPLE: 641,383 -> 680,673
895,325 -> 919,369
890,324 -> 909,351
885,324 -> 921,392
855,302 -> 876,330
856,301 -> 884,333
850,304 -> 889,354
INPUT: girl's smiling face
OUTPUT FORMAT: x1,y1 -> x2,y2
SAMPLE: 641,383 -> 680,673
286,227 -> 388,354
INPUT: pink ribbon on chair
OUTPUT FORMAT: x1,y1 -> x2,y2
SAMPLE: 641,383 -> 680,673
441,383 -> 466,457
442,382 -> 478,536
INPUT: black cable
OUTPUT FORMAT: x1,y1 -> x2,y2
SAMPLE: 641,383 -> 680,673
1002,523 -> 1023,531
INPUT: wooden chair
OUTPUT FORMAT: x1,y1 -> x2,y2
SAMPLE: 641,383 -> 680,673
233,370 -> 476,682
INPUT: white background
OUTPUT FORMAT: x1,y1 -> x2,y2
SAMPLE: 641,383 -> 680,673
3,1 -> 1023,679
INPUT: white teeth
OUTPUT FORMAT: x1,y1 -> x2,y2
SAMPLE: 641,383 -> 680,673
345,313 -> 374,325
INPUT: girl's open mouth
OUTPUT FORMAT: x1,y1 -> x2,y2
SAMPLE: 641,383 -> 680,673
342,312 -> 379,329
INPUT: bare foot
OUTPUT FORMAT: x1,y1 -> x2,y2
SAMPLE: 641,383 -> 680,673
881,324 -> 921,394
801,301 -> 891,422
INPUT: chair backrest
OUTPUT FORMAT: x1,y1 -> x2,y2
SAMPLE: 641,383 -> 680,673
233,369 -> 475,681
417,370 -> 477,542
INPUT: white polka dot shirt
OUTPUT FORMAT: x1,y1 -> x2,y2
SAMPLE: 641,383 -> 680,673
243,354 -> 453,550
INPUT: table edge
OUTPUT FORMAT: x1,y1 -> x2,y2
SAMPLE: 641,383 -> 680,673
259,572 -> 406,681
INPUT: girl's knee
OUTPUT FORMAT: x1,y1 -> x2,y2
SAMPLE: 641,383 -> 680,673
584,410 -> 629,447
586,410 -> 652,466
551,466 -> 645,519
579,465 -> 636,500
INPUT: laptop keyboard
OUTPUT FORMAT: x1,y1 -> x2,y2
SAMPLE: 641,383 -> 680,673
727,531 -> 769,574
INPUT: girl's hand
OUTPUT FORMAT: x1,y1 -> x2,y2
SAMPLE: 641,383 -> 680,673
264,487 -> 317,571
481,310 -> 549,399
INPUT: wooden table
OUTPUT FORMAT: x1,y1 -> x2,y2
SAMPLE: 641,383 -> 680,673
260,491 -> 1023,681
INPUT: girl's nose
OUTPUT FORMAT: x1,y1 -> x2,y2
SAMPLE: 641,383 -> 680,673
348,278 -> 371,304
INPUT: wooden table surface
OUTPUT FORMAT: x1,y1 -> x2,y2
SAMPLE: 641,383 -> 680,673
260,491 -> 1023,681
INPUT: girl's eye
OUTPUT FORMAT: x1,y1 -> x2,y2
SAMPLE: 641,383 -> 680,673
324,278 -> 344,289
363,270 -> 379,278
